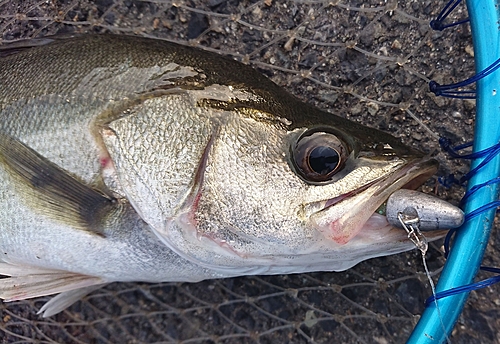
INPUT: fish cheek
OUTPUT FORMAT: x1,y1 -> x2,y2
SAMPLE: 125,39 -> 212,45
190,118 -> 310,250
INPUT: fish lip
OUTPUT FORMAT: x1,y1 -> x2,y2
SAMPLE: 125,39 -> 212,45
312,157 -> 440,245
322,157 -> 439,212
373,156 -> 439,196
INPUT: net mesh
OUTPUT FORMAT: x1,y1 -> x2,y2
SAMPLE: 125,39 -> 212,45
1,0 -> 499,343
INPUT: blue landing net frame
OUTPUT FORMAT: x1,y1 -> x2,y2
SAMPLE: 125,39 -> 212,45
408,0 -> 500,342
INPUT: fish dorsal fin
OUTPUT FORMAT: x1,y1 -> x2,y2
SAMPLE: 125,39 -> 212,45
0,37 -> 57,57
0,34 -> 81,58
0,134 -> 116,236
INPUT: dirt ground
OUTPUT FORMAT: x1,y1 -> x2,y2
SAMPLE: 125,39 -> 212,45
1,0 -> 499,343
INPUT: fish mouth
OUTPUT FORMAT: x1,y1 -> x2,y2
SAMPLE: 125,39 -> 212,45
311,157 -> 443,245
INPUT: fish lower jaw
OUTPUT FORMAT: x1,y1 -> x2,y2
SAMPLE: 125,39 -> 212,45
318,211 -> 442,248
313,158 -> 440,246
314,206 -> 388,246
314,192 -> 417,246
351,213 -> 406,242
315,190 -> 451,247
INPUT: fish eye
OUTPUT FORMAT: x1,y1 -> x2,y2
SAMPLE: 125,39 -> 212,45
292,131 -> 348,182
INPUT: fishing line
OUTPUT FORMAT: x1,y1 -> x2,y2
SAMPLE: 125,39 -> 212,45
404,109 -> 440,140
421,251 -> 451,344
397,210 -> 450,342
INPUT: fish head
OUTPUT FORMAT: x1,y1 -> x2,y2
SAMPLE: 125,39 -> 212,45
169,100 -> 441,273
97,38 -> 443,275
105,92 -> 441,275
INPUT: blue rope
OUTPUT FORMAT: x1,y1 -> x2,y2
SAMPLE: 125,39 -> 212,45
432,195 -> 500,305
438,138 -> 500,186
440,137 -> 500,256
431,135 -> 500,305
441,198 -> 500,259
464,201 -> 500,221
458,144 -> 500,185
460,177 -> 500,206
425,267 -> 500,306
410,1 -> 500,341
430,0 -> 470,31
429,56 -> 500,99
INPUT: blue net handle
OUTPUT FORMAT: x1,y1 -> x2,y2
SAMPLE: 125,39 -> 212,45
408,1 -> 500,342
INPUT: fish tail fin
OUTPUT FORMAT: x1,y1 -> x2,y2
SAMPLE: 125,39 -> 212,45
0,262 -> 107,316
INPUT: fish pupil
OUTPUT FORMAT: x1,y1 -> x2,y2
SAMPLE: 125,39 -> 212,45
308,146 -> 339,175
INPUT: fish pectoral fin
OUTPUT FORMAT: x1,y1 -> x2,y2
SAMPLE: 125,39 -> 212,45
0,262 -> 105,304
0,134 -> 118,236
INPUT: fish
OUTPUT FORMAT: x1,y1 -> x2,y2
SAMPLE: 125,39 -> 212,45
0,34 -> 445,316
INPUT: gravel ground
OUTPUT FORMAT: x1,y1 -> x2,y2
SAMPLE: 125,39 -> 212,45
0,0 -> 499,343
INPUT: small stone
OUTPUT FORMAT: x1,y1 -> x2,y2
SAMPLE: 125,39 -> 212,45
304,310 -> 318,328
465,45 -> 474,57
252,6 -> 261,17
351,104 -> 362,115
464,99 -> 476,110
412,133 -> 422,141
284,36 -> 295,51
391,39 -> 402,50
187,13 -> 209,39
153,18 -> 160,29
373,336 -> 389,344
431,94 -> 446,107
162,19 -> 173,30
367,102 -> 379,116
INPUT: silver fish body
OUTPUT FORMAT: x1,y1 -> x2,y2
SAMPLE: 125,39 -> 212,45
0,35 -> 443,315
